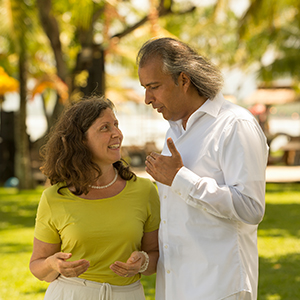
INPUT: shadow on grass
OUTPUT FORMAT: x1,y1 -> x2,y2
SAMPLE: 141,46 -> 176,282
266,183 -> 300,194
258,253 -> 300,300
259,202 -> 300,238
0,188 -> 43,230
0,200 -> 38,229
0,241 -> 33,254
23,287 -> 48,298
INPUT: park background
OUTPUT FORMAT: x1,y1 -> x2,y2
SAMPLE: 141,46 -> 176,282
0,0 -> 300,299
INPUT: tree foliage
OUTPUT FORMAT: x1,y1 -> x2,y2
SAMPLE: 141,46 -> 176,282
1,0 -> 299,188
238,0 -> 300,87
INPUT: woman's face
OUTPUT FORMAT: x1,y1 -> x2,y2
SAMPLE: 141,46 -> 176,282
84,108 -> 123,168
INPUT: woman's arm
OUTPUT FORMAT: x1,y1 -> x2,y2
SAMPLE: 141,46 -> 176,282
140,229 -> 159,275
29,238 -> 90,282
110,229 -> 159,277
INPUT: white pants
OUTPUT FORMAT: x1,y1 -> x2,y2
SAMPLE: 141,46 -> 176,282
44,275 -> 146,300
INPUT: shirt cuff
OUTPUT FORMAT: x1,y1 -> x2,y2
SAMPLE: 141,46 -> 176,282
171,166 -> 200,200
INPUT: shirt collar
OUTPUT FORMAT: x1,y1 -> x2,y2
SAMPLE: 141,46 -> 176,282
169,92 -> 225,133
197,92 -> 225,118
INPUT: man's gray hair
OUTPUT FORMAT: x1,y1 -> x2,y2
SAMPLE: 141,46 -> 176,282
137,37 -> 224,100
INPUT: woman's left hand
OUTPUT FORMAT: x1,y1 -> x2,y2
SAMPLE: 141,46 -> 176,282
109,251 -> 144,277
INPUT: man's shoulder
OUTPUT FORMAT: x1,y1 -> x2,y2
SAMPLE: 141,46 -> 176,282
220,100 -> 254,122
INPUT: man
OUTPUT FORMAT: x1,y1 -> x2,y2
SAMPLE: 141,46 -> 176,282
137,37 -> 269,300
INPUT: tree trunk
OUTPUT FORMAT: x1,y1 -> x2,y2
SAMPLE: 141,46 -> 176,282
0,109 -> 15,183
75,45 -> 105,97
14,49 -> 34,189
36,0 -> 67,127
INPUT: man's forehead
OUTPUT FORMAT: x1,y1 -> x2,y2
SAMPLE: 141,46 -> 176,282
139,52 -> 162,66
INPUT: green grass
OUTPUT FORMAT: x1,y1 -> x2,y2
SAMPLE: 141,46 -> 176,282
258,183 -> 300,300
0,183 -> 300,299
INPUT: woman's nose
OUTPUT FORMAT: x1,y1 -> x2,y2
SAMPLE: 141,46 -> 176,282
112,127 -> 122,138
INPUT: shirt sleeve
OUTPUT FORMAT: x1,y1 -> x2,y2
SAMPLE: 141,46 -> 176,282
144,181 -> 161,232
34,191 -> 61,244
171,119 -> 269,225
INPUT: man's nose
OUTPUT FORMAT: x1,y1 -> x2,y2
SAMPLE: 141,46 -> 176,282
145,89 -> 153,105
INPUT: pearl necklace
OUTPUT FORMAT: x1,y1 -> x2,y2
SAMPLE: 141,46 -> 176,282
89,168 -> 118,189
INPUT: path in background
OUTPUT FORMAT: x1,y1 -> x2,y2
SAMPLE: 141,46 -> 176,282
266,166 -> 300,183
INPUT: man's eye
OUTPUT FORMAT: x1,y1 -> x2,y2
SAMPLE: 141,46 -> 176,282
151,86 -> 158,90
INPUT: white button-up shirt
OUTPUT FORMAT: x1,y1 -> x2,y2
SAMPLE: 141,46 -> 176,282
155,93 -> 269,300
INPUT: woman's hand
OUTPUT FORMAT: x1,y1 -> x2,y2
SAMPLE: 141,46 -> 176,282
47,252 -> 90,278
30,238 -> 89,282
110,230 -> 159,278
109,251 -> 145,277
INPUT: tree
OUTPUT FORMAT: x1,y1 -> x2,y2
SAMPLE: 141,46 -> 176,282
3,0 -> 38,189
6,0 -> 289,187
35,0 -> 196,113
0,0 -> 206,188
0,67 -> 19,183
238,0 -> 300,88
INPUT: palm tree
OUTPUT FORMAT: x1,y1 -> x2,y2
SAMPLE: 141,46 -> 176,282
238,0 -> 300,86
35,0 -> 197,105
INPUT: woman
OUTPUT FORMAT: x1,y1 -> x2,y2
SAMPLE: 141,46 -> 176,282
29,96 -> 160,300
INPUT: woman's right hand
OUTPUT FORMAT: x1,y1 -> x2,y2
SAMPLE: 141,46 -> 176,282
47,252 -> 90,278
30,238 -> 89,282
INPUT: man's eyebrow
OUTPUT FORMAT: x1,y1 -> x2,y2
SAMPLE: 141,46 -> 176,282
145,81 -> 160,87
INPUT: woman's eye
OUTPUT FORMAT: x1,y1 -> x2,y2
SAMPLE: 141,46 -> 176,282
100,125 -> 108,131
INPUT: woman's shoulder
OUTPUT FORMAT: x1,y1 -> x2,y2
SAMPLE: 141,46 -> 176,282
128,176 -> 158,198
127,176 -> 154,189
41,182 -> 66,198
131,176 -> 155,187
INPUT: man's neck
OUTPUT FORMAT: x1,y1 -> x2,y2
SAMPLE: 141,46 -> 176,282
181,95 -> 207,130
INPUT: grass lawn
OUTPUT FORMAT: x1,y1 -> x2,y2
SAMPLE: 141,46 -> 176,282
258,183 -> 300,300
0,183 -> 300,299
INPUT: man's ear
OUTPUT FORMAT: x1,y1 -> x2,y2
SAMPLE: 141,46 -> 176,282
179,72 -> 191,91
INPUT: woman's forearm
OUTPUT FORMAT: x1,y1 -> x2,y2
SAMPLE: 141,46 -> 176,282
141,250 -> 159,276
30,257 -> 60,282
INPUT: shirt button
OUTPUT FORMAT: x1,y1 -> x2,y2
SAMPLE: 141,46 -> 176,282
167,270 -> 171,274
163,220 -> 167,224
178,192 -> 181,196
164,245 -> 168,249
164,195 -> 167,199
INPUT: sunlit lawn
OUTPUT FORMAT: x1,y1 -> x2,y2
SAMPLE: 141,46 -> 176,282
0,183 -> 300,300
258,183 -> 300,300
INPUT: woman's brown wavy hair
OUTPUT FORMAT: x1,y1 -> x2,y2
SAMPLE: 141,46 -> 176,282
40,96 -> 136,195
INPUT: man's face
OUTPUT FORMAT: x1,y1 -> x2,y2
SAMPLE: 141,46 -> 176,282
138,57 -> 189,122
